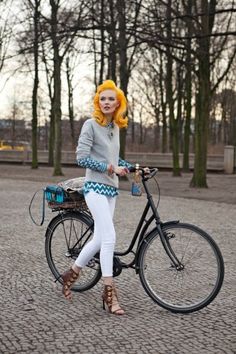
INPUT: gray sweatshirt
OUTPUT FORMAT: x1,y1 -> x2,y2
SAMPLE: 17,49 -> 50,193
76,118 -> 120,188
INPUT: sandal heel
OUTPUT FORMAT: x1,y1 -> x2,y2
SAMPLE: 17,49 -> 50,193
102,299 -> 106,310
102,283 -> 125,315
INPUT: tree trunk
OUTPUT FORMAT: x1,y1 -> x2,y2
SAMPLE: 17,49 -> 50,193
190,80 -> 209,187
66,57 -> 76,149
183,66 -> 192,171
154,107 -> 160,151
190,0 -> 215,187
53,54 -> 63,176
41,40 -> 54,165
11,101 -> 17,145
108,0 -> 117,82
99,0 -> 105,84
31,0 -> 40,169
176,64 -> 184,154
50,0 -> 63,176
139,107 -> 143,144
183,0 -> 192,172
190,61 -> 210,187
129,96 -> 135,144
48,108 -> 54,166
166,0 -> 181,176
159,51 -> 167,153
117,0 -> 128,159
92,13 -> 98,89
231,116 -> 236,146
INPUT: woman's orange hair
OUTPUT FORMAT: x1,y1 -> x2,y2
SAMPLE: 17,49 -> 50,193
93,80 -> 128,128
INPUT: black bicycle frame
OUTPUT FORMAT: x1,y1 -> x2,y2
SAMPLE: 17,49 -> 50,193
114,173 -> 182,269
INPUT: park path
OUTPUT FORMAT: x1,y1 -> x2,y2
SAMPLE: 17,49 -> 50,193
0,171 -> 235,353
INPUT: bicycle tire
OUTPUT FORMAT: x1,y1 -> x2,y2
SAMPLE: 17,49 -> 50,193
138,222 -> 224,313
45,211 -> 101,292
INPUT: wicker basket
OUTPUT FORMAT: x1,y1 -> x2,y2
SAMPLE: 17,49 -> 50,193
47,196 -> 88,211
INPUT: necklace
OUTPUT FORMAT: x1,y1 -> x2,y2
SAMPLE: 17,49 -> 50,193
106,121 -> 114,140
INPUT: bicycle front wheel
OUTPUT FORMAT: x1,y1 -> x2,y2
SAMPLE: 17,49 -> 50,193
45,211 -> 101,292
138,222 -> 224,313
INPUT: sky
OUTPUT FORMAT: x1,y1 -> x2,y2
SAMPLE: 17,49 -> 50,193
0,0 -> 96,123
0,58 -> 95,123
1,0 -> 235,125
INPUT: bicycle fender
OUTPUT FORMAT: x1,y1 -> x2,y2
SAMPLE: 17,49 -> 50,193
161,220 -> 179,228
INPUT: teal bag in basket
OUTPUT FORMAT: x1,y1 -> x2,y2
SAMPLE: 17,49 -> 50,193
44,185 -> 66,203
29,185 -> 67,227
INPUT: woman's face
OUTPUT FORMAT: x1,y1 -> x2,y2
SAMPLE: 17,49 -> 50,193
99,89 -> 119,117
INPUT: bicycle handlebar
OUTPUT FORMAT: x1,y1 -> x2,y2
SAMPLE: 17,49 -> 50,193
129,166 -> 158,180
146,168 -> 158,180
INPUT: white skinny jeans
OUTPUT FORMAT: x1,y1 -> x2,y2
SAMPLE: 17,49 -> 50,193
75,191 -> 116,277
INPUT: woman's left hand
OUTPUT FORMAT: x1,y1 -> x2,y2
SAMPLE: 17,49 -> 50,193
114,166 -> 129,176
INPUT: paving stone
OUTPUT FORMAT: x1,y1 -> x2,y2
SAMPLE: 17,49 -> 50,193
0,176 -> 235,354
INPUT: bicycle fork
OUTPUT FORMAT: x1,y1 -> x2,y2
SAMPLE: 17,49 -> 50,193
157,223 -> 184,271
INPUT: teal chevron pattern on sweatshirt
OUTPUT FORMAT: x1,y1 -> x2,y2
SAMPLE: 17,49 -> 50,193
83,181 -> 118,197
78,157 -> 107,173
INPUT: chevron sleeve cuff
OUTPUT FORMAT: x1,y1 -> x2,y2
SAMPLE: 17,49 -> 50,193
78,157 -> 107,173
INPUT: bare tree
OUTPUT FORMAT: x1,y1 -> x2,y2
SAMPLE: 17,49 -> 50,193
136,0 -> 236,184
40,37 -> 54,166
90,0 -> 145,158
107,0 -> 117,82
25,0 -> 41,169
65,55 -> 76,149
165,0 -> 181,176
117,0 -> 144,158
132,49 -> 163,151
45,0 -> 92,175
182,0 -> 193,172
49,0 -> 63,175
189,0 -> 215,187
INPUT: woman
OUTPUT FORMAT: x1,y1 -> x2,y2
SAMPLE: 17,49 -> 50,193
62,80 -> 133,315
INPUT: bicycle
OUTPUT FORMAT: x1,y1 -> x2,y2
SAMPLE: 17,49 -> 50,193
44,168 -> 224,314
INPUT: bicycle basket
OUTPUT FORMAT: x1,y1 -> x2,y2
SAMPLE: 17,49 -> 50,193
45,179 -> 87,211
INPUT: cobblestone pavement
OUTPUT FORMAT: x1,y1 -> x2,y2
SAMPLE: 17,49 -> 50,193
0,171 -> 236,354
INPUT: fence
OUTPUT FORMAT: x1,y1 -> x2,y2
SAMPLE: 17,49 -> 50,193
0,147 -> 235,173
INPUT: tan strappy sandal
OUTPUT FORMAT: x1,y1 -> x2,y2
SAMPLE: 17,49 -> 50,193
61,268 -> 79,300
102,283 -> 125,315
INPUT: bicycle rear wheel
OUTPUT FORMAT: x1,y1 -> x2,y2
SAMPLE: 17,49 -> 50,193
138,222 -> 224,313
45,211 -> 101,292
